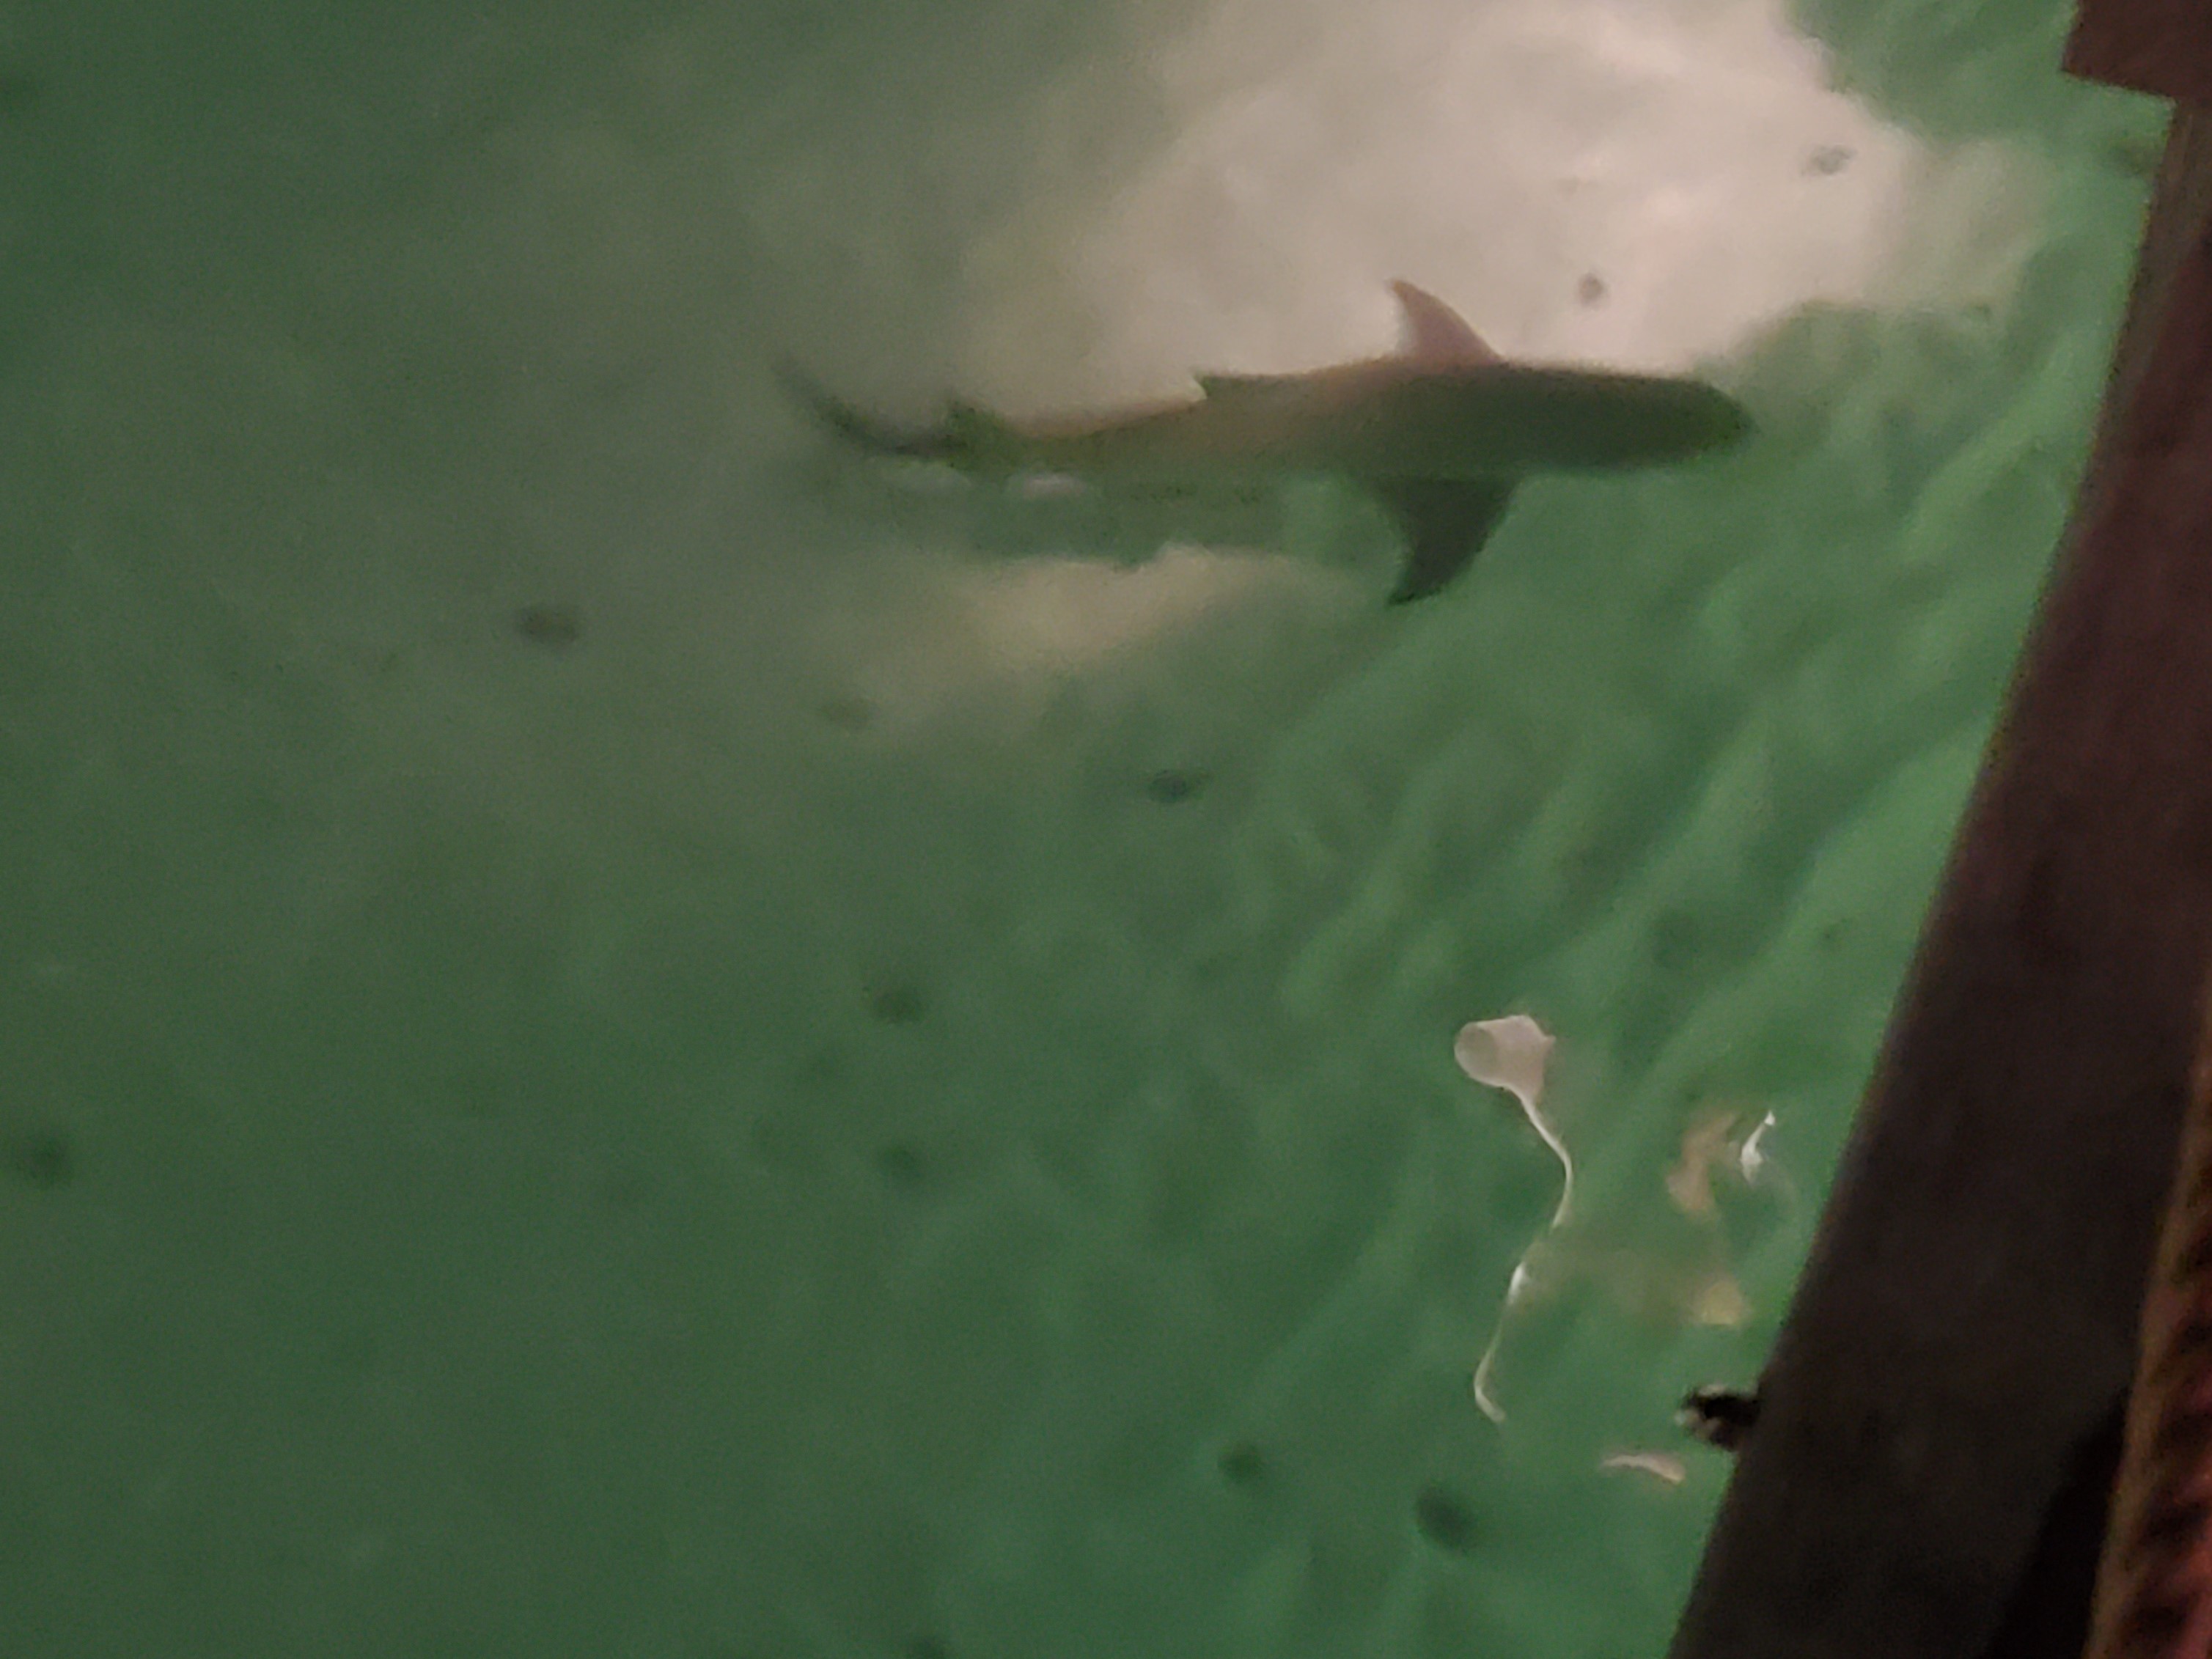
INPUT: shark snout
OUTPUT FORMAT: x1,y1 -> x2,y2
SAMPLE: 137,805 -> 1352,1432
1607,377 -> 1754,467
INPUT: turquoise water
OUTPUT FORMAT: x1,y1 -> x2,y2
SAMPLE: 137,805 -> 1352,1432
0,0 -> 2167,1653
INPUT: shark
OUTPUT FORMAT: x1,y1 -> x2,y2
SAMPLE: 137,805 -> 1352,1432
780,281 -> 1751,603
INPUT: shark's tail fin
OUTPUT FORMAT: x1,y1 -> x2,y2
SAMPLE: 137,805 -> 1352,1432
774,359 -> 955,461
775,361 -> 1026,476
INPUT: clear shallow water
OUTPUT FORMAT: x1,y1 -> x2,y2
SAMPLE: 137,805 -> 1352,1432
0,0 -> 2167,1653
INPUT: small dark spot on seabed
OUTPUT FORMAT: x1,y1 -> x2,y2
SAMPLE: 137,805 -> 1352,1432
906,1637 -> 952,1659
598,1165 -> 656,1210
818,694 -> 875,732
1649,909 -> 1706,973
870,982 -> 928,1025
1576,273 -> 1607,306
875,1139 -> 927,1189
2111,134 -> 2164,179
1146,768 -> 1209,804
1217,1441 -> 1266,1487
1806,144 -> 1853,176
1413,1484 -> 1479,1554
585,361 -> 654,403
515,603 -> 582,647
4,1128 -> 76,1190
0,71 -> 43,117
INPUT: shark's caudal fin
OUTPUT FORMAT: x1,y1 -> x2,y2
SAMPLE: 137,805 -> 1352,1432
1390,280 -> 1499,365
774,360 -> 955,460
776,361 -> 1030,475
1373,478 -> 1518,603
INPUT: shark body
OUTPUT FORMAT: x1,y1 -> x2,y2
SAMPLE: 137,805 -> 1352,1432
782,282 -> 1750,602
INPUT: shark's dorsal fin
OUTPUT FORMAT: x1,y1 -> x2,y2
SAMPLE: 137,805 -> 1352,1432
1391,280 -> 1498,366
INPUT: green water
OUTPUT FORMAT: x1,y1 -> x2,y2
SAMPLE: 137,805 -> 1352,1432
0,0 -> 2168,1654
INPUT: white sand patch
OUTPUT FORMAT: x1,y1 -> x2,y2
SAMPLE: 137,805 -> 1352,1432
964,0 -> 2046,407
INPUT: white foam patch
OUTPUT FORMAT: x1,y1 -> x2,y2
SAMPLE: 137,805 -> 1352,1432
963,0 -> 2047,406
1600,1450 -> 1689,1486
1456,1012 -> 1573,1424
1457,1014 -> 1570,1227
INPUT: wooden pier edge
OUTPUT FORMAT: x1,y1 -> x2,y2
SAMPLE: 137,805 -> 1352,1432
1664,48 -> 2212,1659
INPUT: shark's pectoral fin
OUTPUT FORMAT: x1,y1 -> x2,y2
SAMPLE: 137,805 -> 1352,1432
1371,478 -> 1518,603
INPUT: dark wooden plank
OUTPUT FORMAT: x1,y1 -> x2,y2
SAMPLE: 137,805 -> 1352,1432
2066,0 -> 2212,106
2082,109 -> 2212,511
2082,968 -> 2212,1656
1668,106 -> 2212,1659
